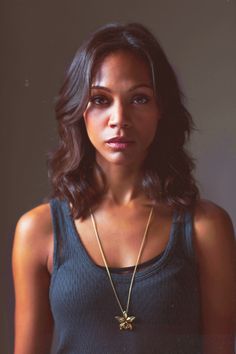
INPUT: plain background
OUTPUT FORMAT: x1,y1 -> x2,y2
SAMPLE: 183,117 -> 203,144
1,0 -> 235,352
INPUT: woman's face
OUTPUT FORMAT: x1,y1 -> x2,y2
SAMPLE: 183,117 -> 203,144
83,50 -> 160,168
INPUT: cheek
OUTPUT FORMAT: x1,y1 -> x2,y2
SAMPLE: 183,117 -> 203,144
84,107 -> 106,130
83,112 -> 105,147
84,108 -> 96,130
84,119 -> 95,143
83,113 -> 93,141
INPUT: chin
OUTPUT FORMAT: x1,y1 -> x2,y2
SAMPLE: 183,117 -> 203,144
97,151 -> 146,167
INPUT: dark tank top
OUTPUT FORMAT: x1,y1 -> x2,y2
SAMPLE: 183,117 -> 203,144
49,198 -> 202,354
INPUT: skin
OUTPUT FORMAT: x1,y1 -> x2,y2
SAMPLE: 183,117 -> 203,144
12,51 -> 236,354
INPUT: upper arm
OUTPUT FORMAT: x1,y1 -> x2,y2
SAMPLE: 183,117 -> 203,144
194,200 -> 236,354
12,204 -> 54,354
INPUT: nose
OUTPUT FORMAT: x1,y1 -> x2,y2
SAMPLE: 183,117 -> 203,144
108,101 -> 131,129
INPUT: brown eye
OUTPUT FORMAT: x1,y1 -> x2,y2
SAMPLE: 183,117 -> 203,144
132,95 -> 150,104
90,95 -> 109,105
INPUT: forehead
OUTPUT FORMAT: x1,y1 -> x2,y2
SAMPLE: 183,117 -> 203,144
92,50 -> 153,87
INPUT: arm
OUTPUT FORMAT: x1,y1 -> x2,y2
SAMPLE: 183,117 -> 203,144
12,204 -> 54,354
194,201 -> 236,354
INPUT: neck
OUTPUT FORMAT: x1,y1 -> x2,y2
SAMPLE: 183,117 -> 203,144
95,160 -> 145,206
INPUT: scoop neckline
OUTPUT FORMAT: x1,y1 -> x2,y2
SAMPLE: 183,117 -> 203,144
65,201 -> 179,282
96,250 -> 165,274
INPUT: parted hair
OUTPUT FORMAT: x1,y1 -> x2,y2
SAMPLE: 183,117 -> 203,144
48,22 -> 199,219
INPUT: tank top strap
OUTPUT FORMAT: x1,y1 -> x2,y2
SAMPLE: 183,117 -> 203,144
175,209 -> 196,263
50,198 -> 78,271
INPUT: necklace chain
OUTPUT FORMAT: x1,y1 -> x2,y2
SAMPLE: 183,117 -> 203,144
90,207 -> 154,328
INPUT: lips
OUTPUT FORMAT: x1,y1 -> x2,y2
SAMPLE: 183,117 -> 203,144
106,137 -> 134,143
105,136 -> 134,150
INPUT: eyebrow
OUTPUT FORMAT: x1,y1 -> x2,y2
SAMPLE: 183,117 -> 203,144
91,84 -> 153,92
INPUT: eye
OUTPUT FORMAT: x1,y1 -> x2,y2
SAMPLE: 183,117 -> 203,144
132,95 -> 150,105
90,95 -> 109,106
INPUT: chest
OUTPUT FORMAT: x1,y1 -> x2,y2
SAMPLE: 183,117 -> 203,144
50,242 -> 201,337
73,207 -> 175,269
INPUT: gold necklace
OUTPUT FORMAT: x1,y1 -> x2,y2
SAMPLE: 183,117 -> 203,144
90,207 -> 154,330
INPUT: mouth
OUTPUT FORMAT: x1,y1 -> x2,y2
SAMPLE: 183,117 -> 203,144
106,136 -> 134,143
105,136 -> 134,150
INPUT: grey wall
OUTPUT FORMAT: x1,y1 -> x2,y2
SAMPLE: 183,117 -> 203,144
1,0 -> 235,352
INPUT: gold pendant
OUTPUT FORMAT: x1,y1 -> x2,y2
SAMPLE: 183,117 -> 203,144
115,311 -> 135,330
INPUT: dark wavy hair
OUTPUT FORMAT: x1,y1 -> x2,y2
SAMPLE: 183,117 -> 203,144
48,22 -> 199,219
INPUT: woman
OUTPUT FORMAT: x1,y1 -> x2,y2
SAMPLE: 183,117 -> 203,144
12,23 -> 235,354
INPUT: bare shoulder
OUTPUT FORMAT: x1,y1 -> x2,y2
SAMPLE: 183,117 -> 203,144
193,198 -> 235,237
13,203 -> 53,268
13,204 -> 54,353
192,202 -> 236,352
16,203 -> 52,235
193,198 -> 235,263
15,203 -> 53,246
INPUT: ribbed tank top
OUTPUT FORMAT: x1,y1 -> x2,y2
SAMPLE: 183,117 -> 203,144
49,198 -> 202,354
